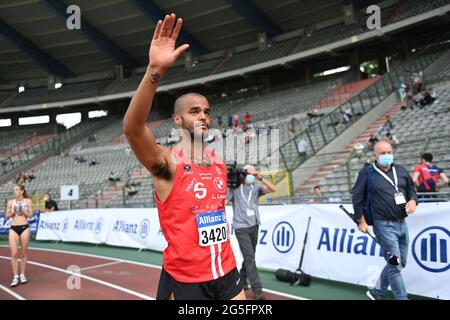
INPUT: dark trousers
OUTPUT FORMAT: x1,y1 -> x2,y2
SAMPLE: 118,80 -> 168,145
235,225 -> 262,293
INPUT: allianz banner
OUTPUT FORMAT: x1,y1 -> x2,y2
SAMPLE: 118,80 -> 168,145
301,203 -> 450,300
36,209 -> 110,243
35,203 -> 450,299
0,211 -> 41,235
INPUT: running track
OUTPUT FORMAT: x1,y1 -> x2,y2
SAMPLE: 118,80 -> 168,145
0,246 -> 304,300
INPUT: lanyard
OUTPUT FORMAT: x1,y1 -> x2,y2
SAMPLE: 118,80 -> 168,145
240,185 -> 254,208
373,163 -> 399,192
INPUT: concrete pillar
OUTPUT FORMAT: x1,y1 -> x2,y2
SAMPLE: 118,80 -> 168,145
402,37 -> 410,60
11,116 -> 19,128
81,110 -> 89,122
304,65 -> 311,84
349,50 -> 361,81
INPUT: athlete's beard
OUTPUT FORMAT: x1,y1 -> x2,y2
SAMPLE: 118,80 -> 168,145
180,117 -> 207,142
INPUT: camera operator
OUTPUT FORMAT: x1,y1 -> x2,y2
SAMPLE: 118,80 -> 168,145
226,165 -> 276,300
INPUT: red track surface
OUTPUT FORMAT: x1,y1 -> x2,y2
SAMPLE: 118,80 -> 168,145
0,247 -> 297,300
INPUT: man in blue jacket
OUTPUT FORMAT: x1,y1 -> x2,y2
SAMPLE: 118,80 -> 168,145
352,140 -> 417,300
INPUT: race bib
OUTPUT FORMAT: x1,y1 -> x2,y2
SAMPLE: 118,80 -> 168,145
196,210 -> 229,247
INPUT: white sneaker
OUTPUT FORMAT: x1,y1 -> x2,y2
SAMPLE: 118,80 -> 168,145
19,274 -> 27,284
10,276 -> 19,287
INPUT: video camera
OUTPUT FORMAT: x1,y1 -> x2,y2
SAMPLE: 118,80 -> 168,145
226,162 -> 247,189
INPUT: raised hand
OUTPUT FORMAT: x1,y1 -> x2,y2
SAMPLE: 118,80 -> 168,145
149,13 -> 190,73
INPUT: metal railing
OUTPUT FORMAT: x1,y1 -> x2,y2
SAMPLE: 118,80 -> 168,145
0,118 -> 118,177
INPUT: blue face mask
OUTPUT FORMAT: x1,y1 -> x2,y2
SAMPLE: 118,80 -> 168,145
245,175 -> 256,184
378,154 -> 394,167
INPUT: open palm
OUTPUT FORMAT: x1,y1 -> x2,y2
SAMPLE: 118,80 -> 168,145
149,14 -> 190,70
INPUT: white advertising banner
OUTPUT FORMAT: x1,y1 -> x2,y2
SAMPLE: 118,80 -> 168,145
36,209 -> 111,243
36,203 -> 450,299
301,203 -> 450,300
106,209 -> 167,251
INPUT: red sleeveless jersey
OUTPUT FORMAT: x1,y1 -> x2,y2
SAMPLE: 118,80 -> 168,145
155,146 -> 236,283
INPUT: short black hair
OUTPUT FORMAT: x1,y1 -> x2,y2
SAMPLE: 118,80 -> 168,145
421,153 -> 433,162
313,185 -> 321,190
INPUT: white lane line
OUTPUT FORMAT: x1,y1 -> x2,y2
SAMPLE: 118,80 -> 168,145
0,256 -> 154,300
0,284 -> 26,300
262,288 -> 309,300
0,245 -> 310,300
0,245 -> 163,269
80,261 -> 123,271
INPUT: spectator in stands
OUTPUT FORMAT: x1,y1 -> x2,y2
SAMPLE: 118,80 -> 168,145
425,89 -> 436,104
428,88 -> 438,100
125,182 -> 138,197
15,173 -> 26,185
287,117 -> 297,136
353,142 -> 365,160
108,171 -> 120,182
386,132 -> 399,149
27,170 -> 36,182
222,127 -> 230,138
227,165 -> 277,300
89,158 -> 98,166
43,194 -> 58,212
406,94 -> 414,110
307,106 -> 323,118
342,107 -> 353,125
384,116 -> 394,131
74,155 -> 86,165
397,80 -> 407,102
308,185 -> 323,203
307,119 -> 315,133
413,153 -> 449,195
413,74 -> 422,94
232,114 -> 239,128
167,127 -> 179,146
244,112 -> 252,124
227,114 -> 233,128
367,134 -> 379,150
216,115 -> 223,128
297,138 -> 307,157
419,91 -> 434,108
88,134 -> 97,143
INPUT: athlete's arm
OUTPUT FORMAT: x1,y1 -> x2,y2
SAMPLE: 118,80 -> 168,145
5,200 -> 12,220
123,14 -> 189,179
25,200 -> 33,218
412,171 -> 420,188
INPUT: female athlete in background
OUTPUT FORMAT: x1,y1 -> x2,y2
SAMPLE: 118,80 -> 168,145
6,184 -> 33,287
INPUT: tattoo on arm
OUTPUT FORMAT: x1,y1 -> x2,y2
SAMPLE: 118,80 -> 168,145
149,72 -> 161,84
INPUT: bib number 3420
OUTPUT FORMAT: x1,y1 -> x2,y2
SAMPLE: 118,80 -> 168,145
196,210 -> 229,247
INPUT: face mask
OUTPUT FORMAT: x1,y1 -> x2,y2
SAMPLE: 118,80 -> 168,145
245,175 -> 256,184
378,154 -> 394,167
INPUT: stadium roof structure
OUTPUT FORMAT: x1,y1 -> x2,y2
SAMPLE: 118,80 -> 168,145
0,0 -> 369,82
